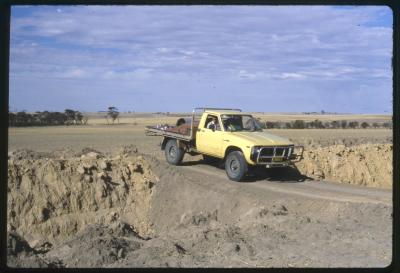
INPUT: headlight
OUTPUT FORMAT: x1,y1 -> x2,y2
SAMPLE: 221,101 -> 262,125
250,146 -> 261,161
288,145 -> 293,157
251,146 -> 261,154
288,145 -> 295,158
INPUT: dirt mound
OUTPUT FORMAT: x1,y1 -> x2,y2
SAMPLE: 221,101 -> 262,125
8,147 -> 157,247
44,222 -> 145,267
20,199 -> 386,268
294,134 -> 392,149
296,144 -> 392,188
100,201 -> 391,267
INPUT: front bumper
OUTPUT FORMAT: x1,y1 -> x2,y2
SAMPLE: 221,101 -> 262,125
250,145 -> 304,167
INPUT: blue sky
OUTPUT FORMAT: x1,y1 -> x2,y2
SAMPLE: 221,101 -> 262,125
10,5 -> 393,113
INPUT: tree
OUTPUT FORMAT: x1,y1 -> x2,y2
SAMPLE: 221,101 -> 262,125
292,120 -> 305,129
9,109 -> 81,127
383,122 -> 392,129
51,112 -> 67,125
33,111 -> 43,125
75,111 -> 83,124
64,109 -> 76,125
82,114 -> 89,125
107,106 -> 119,124
361,122 -> 369,129
341,120 -> 347,129
265,121 -> 276,129
274,122 -> 283,129
348,121 -> 359,129
41,111 -> 51,125
309,119 -> 324,129
16,111 -> 31,126
330,120 -> 340,129
9,112 -> 16,126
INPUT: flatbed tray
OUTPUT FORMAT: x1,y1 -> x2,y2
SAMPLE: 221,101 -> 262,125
145,126 -> 193,141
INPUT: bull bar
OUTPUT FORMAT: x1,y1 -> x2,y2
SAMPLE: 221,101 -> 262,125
254,145 -> 304,167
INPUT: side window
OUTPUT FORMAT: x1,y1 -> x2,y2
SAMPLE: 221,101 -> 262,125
204,116 -> 212,128
204,115 -> 221,131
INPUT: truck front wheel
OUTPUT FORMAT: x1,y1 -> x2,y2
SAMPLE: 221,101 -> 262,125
165,139 -> 185,165
225,151 -> 248,181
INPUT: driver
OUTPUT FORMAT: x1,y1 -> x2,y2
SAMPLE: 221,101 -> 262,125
206,116 -> 219,130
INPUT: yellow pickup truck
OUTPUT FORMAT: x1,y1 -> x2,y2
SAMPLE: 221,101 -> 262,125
145,108 -> 303,181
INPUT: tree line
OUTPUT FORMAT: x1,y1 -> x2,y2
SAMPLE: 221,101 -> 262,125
9,109 -> 88,127
264,119 -> 393,129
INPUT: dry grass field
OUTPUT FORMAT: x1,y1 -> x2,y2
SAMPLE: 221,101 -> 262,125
8,112 -> 392,153
85,112 -> 391,125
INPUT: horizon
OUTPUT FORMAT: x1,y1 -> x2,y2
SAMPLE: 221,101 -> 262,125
10,5 -> 393,114
8,109 -> 392,116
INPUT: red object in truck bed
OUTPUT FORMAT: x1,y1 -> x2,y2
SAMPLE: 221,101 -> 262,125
165,124 -> 192,135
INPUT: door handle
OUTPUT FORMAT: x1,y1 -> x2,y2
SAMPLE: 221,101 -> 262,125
223,139 -> 230,142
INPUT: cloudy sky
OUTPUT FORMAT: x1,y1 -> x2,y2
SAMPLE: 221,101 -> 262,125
10,5 -> 392,113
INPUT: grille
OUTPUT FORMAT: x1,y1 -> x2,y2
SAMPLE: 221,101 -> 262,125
259,146 -> 291,158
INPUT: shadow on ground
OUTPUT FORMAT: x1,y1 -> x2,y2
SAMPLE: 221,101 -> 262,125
244,165 -> 312,183
180,158 -> 312,183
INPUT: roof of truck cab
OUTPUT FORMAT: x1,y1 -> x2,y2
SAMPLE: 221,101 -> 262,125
204,110 -> 248,115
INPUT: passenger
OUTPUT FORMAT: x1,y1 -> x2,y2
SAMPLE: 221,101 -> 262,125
224,117 -> 242,131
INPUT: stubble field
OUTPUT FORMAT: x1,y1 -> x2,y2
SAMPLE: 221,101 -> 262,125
8,112 -> 392,152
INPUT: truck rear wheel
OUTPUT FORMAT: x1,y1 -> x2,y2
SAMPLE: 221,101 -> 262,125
225,151 -> 248,181
165,139 -> 185,165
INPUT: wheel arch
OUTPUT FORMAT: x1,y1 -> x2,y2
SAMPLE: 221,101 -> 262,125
162,137 -> 188,151
224,146 -> 243,160
161,137 -> 171,150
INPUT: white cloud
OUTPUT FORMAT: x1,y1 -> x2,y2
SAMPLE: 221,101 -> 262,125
63,68 -> 86,78
238,70 -> 257,80
278,73 -> 306,80
9,5 -> 393,113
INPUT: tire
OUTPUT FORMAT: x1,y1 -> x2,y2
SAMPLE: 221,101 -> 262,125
225,151 -> 248,181
165,139 -> 185,165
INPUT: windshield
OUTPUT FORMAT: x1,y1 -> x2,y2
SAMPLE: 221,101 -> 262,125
221,115 -> 263,132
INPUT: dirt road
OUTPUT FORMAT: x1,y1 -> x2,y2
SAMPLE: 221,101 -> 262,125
154,153 -> 391,205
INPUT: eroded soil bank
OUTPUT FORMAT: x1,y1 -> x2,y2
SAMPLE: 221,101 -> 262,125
297,143 -> 392,189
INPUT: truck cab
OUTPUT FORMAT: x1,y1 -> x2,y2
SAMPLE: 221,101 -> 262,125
195,109 -> 302,166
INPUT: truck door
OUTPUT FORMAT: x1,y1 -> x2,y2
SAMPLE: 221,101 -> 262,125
196,114 -> 224,157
